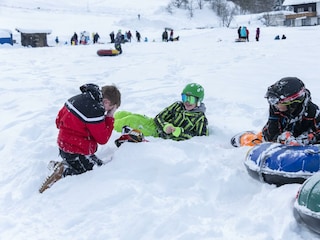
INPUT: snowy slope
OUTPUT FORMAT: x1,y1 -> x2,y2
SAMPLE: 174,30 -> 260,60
0,1 -> 320,239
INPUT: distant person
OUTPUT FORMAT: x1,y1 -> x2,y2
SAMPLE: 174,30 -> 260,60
282,34 -> 287,40
55,36 -> 59,44
144,37 -> 148,42
237,27 -> 241,39
127,30 -> 132,42
114,30 -> 123,54
162,30 -> 168,42
256,28 -> 260,41
240,26 -> 247,41
274,35 -> 280,40
71,32 -> 78,45
246,28 -> 249,42
136,31 -> 141,42
169,29 -> 174,41
138,14 -> 140,20
93,32 -> 100,44
110,31 -> 115,43
39,84 -> 121,193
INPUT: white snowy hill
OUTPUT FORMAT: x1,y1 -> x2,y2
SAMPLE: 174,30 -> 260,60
0,0 -> 320,239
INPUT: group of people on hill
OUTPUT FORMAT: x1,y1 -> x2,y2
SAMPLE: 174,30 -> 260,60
68,30 -> 141,46
237,26 -> 260,42
275,34 -> 287,40
109,29 -> 141,54
110,30 -> 141,43
66,28 -> 178,51
162,28 -> 174,41
237,26 -> 249,41
40,73 -> 320,193
70,31 -> 93,45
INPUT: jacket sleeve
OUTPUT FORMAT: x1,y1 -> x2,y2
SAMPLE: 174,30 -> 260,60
177,114 -> 208,140
154,102 -> 178,133
262,107 -> 282,142
86,116 -> 114,145
308,105 -> 320,143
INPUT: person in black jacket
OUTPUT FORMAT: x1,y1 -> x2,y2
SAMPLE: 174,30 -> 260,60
114,30 -> 123,54
262,77 -> 320,146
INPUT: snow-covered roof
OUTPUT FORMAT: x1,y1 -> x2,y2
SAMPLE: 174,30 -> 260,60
15,28 -> 52,34
0,29 -> 12,38
283,0 -> 320,6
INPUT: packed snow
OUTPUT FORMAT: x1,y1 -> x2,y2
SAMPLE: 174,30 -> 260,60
1,0 -> 320,239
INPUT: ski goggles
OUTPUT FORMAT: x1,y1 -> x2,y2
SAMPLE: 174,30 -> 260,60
267,88 -> 305,106
181,94 -> 198,104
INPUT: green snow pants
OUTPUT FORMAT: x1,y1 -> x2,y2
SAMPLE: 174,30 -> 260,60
114,111 -> 158,137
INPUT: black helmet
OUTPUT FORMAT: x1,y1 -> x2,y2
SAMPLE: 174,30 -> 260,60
265,77 -> 306,105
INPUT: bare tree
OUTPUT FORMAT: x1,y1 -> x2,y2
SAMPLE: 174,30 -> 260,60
222,5 -> 237,27
187,0 -> 195,18
166,3 -> 174,14
170,0 -> 189,9
197,0 -> 205,9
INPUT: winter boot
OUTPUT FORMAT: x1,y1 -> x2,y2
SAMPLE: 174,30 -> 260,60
39,162 -> 65,193
231,131 -> 263,147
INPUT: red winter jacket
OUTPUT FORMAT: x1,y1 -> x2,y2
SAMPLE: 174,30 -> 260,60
56,90 -> 114,155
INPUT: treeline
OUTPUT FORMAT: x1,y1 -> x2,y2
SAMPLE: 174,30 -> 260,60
166,0 -> 287,27
232,0 -> 285,13
167,0 -> 285,14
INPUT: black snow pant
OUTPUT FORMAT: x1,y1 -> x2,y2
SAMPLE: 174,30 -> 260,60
59,149 -> 103,177
115,43 -> 122,54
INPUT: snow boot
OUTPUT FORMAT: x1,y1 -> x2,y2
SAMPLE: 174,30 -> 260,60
231,131 -> 263,147
39,162 -> 64,193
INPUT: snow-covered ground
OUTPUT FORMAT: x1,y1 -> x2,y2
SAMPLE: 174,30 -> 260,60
1,0 -> 320,239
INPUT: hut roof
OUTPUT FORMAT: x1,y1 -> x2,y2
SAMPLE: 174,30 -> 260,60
15,28 -> 51,34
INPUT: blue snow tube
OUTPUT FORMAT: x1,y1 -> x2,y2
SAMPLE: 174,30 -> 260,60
244,142 -> 320,186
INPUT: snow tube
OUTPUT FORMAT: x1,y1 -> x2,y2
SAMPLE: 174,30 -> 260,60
293,173 -> 320,234
97,49 -> 119,57
244,142 -> 320,186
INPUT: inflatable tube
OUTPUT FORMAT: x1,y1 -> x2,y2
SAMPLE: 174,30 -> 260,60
244,142 -> 320,186
97,49 -> 119,57
294,173 -> 320,234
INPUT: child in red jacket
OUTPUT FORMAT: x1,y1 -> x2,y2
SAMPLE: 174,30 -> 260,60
39,83 -> 121,193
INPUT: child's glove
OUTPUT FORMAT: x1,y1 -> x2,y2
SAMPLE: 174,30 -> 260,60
172,127 -> 182,137
163,123 -> 183,137
307,133 -> 317,144
296,132 -> 317,145
277,131 -> 301,146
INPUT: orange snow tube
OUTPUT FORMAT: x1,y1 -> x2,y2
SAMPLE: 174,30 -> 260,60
97,49 -> 119,57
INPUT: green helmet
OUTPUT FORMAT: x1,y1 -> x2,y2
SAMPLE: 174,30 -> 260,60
182,83 -> 204,102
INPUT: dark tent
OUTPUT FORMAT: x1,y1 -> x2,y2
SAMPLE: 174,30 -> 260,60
16,28 -> 51,47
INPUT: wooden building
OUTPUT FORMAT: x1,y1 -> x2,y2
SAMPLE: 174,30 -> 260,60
15,28 -> 52,47
283,0 -> 320,26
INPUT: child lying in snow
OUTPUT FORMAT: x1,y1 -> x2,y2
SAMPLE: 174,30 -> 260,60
114,83 -> 209,141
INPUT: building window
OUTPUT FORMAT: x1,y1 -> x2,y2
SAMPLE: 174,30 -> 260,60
297,7 -> 304,13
